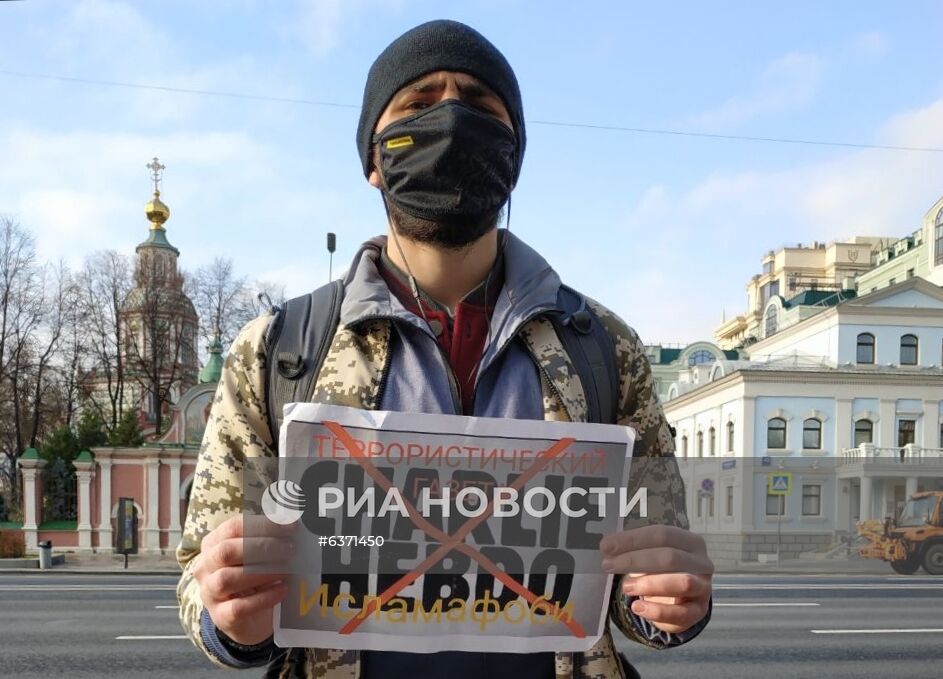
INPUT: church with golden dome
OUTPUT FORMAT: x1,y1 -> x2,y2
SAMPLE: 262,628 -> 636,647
120,158 -> 200,436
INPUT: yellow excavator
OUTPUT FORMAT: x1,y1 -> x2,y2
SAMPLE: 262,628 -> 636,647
857,491 -> 943,575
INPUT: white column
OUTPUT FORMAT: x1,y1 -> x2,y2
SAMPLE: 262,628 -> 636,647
740,396 -> 756,532
167,458 -> 182,551
144,457 -> 161,553
878,400 -> 896,449
74,463 -> 94,551
923,400 -> 940,450
97,458 -> 113,552
18,460 -> 46,552
835,399 -> 853,453
859,476 -> 873,522
906,476 -> 919,498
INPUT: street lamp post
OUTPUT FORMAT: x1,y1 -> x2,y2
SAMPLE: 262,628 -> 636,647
327,232 -> 337,282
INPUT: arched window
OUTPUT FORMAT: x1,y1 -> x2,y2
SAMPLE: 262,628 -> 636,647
767,418 -> 786,449
688,349 -> 714,366
900,334 -> 918,365
854,419 -> 873,447
765,306 -> 778,337
856,332 -> 875,364
935,207 -> 943,266
803,418 -> 822,450
696,431 -> 704,457
726,421 -> 735,452
681,435 -> 688,458
708,426 -> 716,456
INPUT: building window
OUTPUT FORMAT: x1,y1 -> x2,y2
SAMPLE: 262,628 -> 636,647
708,427 -> 716,456
936,207 -> 943,266
767,418 -> 787,449
856,333 -> 875,364
802,484 -> 822,516
681,435 -> 688,458
765,306 -> 778,337
907,268 -> 915,279
688,349 -> 714,366
940,421 -> 943,448
726,486 -> 734,517
900,334 -> 918,365
766,492 -> 786,516
803,418 -> 822,450
696,431 -> 704,457
707,492 -> 715,518
898,419 -> 916,447
854,419 -> 873,446
889,278 -> 896,286
726,421 -> 735,453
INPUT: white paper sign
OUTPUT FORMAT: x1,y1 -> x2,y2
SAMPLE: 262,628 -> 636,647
270,403 -> 635,654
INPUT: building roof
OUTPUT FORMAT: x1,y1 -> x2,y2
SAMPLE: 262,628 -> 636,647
198,334 -> 224,384
783,289 -> 856,308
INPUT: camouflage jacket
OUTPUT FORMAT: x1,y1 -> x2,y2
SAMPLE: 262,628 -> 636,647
177,235 -> 695,679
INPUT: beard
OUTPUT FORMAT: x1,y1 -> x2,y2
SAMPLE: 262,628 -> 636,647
384,199 -> 503,250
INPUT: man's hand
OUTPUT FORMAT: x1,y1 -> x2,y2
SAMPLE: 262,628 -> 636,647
600,525 -> 713,634
193,515 -> 294,646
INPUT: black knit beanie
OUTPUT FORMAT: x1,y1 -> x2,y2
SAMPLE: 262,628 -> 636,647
356,20 -> 526,183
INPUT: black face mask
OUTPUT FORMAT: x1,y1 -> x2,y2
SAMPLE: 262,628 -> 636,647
373,100 -> 517,222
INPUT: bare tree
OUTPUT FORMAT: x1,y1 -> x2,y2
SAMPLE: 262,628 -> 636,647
191,257 -> 248,350
76,251 -> 131,433
242,279 -> 287,320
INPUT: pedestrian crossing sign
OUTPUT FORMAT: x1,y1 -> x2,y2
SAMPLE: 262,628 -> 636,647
767,472 -> 792,496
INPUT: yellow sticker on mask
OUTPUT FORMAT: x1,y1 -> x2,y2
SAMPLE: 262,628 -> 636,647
386,135 -> 414,149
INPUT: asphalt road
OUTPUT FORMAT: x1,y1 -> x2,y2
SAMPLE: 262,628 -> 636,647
0,573 -> 940,678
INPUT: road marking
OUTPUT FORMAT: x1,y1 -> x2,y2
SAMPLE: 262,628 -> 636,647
715,602 -> 820,607
811,629 -> 943,634
116,635 -> 188,640
154,605 -> 179,609
0,585 -> 177,592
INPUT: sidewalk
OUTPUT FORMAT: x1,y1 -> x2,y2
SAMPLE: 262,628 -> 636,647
0,550 -> 181,574
720,556 -> 900,576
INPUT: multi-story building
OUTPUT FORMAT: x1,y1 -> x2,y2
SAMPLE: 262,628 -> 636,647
665,194 -> 943,566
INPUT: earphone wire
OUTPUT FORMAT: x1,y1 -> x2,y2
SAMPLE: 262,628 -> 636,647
383,195 -> 433,330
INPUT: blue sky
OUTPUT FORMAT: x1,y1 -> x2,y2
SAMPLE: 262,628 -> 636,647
1,0 -> 942,343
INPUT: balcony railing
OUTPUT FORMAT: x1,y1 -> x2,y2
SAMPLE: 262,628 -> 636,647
839,443 -> 943,465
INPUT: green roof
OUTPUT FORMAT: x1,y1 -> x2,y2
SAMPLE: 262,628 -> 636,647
199,334 -> 224,384
20,447 -> 39,460
784,289 -> 856,308
75,450 -> 94,462
654,348 -> 682,365
136,227 -> 180,254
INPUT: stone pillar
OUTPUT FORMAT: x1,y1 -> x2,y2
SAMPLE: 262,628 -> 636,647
906,476 -> 919,498
96,456 -> 113,552
859,476 -> 873,522
167,457 -> 182,551
144,457 -> 161,553
73,451 -> 95,551
17,449 -> 46,552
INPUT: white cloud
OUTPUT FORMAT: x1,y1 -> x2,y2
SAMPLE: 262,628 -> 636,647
689,52 -> 823,130
606,95 -> 943,343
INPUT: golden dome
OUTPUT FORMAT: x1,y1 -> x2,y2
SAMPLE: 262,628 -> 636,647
145,190 -> 170,227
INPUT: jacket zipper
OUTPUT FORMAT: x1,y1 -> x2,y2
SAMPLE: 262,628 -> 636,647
348,315 -> 461,415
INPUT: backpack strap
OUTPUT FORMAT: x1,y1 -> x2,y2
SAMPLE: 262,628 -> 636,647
549,285 -> 619,424
264,279 -> 345,436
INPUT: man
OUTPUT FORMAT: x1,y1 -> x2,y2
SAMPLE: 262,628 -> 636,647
177,19 -> 712,679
